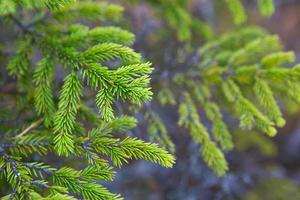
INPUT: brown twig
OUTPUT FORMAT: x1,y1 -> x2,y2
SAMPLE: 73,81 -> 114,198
14,119 -> 43,139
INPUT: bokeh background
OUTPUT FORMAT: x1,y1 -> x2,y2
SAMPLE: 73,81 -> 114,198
104,1 -> 300,199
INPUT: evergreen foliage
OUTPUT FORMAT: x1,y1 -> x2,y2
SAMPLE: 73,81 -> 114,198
142,0 -> 275,41
0,0 -> 174,199
233,131 -> 277,157
1,0 -> 300,199
245,178 -> 300,200
153,26 -> 300,175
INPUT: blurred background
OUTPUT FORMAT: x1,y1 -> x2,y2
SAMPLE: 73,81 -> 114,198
103,0 -> 300,199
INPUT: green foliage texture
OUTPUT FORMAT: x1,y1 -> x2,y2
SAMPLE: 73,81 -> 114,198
0,0 -> 175,199
1,0 -> 300,199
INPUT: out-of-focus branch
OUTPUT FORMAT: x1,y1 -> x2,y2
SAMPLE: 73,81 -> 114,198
14,119 -> 43,139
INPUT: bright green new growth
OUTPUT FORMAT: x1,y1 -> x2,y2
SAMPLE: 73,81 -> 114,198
0,1 -> 175,199
53,72 -> 83,156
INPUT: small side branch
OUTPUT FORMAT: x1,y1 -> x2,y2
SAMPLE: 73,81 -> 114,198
14,119 -> 43,139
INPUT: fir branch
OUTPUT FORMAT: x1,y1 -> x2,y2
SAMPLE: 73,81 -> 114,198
53,72 -> 82,156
